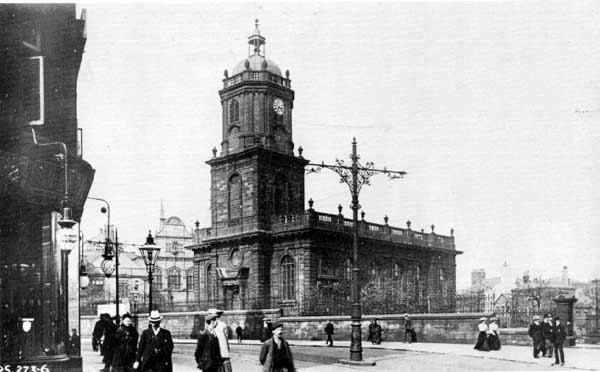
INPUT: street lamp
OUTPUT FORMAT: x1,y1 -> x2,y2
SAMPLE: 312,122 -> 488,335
306,138 -> 406,362
79,232 -> 89,290
88,197 -> 121,319
139,231 -> 161,311
58,207 -> 78,357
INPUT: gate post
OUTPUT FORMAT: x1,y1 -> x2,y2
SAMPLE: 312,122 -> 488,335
553,295 -> 577,346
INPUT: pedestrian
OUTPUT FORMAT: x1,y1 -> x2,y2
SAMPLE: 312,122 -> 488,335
552,316 -> 566,366
259,322 -> 296,372
324,320 -> 334,347
403,314 -> 416,344
528,315 -> 544,358
367,319 -> 375,344
100,313 -> 117,372
134,310 -> 174,372
372,318 -> 382,345
195,313 -> 222,372
92,313 -> 108,354
67,328 -> 80,356
474,317 -> 489,351
236,325 -> 244,344
112,313 -> 139,372
542,313 -> 554,358
487,317 -> 501,351
208,308 -> 232,372
262,318 -> 273,343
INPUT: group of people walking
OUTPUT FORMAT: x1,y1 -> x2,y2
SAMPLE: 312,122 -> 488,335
92,309 -> 296,372
473,317 -> 501,352
528,313 -> 567,366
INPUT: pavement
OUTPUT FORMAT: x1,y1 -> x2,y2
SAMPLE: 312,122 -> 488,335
82,337 -> 600,371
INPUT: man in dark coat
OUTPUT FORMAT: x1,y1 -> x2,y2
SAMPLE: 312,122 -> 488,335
67,328 -> 80,356
235,325 -> 244,344
112,313 -> 139,372
528,315 -> 544,358
552,317 -> 567,366
134,310 -> 174,372
194,313 -> 222,372
404,314 -> 415,344
100,314 -> 118,372
541,313 -> 554,358
259,322 -> 296,372
324,320 -> 334,347
92,313 -> 108,354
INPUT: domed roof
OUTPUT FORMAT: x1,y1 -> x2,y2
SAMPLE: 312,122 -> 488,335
232,54 -> 282,76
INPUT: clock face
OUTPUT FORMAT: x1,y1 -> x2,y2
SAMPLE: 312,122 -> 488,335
272,98 -> 285,116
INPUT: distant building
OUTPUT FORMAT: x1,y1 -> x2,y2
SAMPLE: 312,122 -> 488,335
189,22 -> 461,315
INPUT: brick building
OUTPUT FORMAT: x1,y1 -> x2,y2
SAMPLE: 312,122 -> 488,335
0,4 -> 94,370
190,22 -> 461,315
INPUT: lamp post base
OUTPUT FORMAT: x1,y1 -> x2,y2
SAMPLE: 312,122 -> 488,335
338,359 -> 376,366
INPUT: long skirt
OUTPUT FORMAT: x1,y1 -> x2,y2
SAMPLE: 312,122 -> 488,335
488,333 -> 501,350
474,331 -> 489,351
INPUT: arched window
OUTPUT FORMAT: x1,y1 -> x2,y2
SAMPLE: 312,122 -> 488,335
186,267 -> 195,291
229,99 -> 240,123
369,261 -> 378,281
153,267 -> 162,290
415,265 -> 421,301
228,174 -> 242,225
345,258 -> 352,280
167,267 -> 181,290
206,264 -> 215,302
281,255 -> 295,300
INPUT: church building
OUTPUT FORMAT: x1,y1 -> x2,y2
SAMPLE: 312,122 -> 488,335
190,22 -> 461,315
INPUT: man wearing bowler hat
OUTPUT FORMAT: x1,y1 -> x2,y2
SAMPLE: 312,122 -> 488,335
207,308 -> 232,372
195,313 -> 222,372
134,310 -> 174,372
259,322 -> 296,372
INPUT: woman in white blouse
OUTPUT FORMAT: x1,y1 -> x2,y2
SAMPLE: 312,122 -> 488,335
474,317 -> 490,351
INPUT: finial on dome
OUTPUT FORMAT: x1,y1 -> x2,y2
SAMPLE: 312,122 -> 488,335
255,19 -> 260,34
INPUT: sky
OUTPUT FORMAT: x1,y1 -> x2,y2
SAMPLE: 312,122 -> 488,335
75,1 -> 600,289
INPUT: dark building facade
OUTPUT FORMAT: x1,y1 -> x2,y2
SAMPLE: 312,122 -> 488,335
191,23 -> 460,316
1,5 -> 94,371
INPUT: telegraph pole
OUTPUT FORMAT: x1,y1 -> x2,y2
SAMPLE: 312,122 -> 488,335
306,138 -> 406,362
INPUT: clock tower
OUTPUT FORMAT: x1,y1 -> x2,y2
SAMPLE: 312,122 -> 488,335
207,20 -> 308,232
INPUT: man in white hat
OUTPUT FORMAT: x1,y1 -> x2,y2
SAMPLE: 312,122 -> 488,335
208,308 -> 232,372
134,310 -> 174,372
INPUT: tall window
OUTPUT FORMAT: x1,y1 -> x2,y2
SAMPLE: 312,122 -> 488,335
415,265 -> 421,301
168,267 -> 181,290
153,267 -> 162,290
345,258 -> 352,280
273,174 -> 289,216
229,99 -> 239,123
369,261 -> 378,282
186,268 -> 195,291
206,264 -> 215,302
281,255 -> 295,300
228,174 -> 242,225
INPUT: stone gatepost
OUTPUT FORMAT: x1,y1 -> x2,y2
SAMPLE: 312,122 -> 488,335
553,295 -> 577,346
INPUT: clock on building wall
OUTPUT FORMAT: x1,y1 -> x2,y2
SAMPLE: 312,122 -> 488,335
229,248 -> 243,268
272,98 -> 285,116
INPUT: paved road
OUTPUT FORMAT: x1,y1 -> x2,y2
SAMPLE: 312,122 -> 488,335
82,341 -> 581,372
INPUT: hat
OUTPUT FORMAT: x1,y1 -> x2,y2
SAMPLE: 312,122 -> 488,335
207,308 -> 224,316
554,316 -> 561,321
479,317 -> 487,322
121,313 -> 132,320
205,313 -> 218,322
490,317 -> 497,321
272,322 -> 283,330
404,313 -> 409,317
533,315 -> 541,320
148,310 -> 163,322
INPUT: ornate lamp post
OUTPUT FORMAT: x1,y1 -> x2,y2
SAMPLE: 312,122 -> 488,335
58,206 -> 77,356
139,231 -> 161,311
306,138 -> 406,362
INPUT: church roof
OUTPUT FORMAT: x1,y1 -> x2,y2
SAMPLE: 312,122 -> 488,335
232,54 -> 282,76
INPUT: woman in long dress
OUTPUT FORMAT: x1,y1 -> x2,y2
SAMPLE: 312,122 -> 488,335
474,317 -> 490,351
487,317 -> 501,350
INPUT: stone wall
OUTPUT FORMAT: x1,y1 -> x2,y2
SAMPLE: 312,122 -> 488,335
81,309 -> 282,339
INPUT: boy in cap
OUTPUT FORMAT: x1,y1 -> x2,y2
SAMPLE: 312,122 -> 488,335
259,322 -> 296,372
552,317 -> 567,366
541,313 -> 554,358
195,313 -> 222,372
134,310 -> 173,372
208,308 -> 232,372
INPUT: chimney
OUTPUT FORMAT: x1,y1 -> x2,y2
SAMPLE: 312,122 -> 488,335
561,265 -> 569,286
